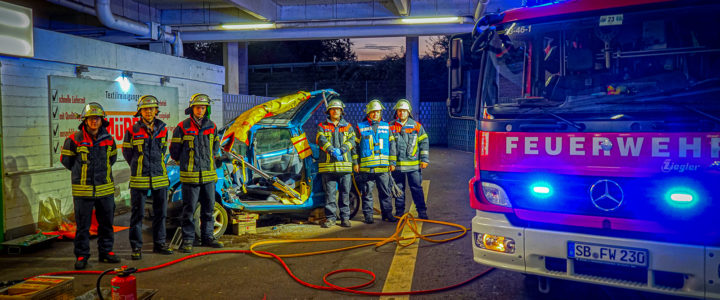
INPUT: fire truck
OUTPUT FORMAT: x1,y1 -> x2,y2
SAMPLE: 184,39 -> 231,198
447,0 -> 720,297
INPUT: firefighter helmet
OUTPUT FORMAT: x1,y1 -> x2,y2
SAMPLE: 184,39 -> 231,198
184,93 -> 212,116
80,102 -> 107,119
394,99 -> 412,112
135,95 -> 160,117
79,102 -> 109,129
365,99 -> 385,114
326,99 -> 346,114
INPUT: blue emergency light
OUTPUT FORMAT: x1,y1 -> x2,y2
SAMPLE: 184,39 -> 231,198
664,187 -> 698,208
530,182 -> 553,198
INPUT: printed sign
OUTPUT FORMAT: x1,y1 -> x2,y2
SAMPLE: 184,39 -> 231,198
49,76 -> 179,165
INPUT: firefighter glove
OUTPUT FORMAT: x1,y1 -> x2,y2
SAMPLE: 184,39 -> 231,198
331,148 -> 344,161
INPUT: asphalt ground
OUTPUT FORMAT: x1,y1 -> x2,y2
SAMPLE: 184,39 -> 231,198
0,147 -> 693,299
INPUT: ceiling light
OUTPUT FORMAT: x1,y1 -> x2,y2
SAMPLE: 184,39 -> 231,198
400,17 -> 460,24
220,23 -> 275,30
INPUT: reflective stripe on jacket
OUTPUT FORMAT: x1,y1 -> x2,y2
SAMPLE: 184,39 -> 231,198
353,118 -> 396,173
390,118 -> 429,172
316,118 -> 355,173
169,117 -> 219,184
122,119 -> 170,189
60,126 -> 117,197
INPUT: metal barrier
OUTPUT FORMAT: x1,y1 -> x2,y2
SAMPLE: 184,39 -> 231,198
222,93 -> 473,150
222,94 -> 274,126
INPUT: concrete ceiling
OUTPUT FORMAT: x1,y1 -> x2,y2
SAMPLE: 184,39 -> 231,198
41,0 -> 522,42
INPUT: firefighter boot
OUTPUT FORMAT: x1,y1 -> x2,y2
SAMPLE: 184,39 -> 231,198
201,238 -> 224,248
153,243 -> 173,255
99,252 -> 121,263
363,215 -> 374,224
179,240 -> 193,253
131,248 -> 142,260
340,219 -> 352,228
74,256 -> 89,270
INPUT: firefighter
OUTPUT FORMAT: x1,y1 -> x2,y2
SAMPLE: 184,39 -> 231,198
60,102 -> 120,270
390,99 -> 430,219
170,93 -> 223,253
353,99 -> 397,224
316,99 -> 356,228
122,95 -> 173,260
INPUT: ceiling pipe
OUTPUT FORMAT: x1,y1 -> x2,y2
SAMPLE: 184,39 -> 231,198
46,0 -> 182,56
95,0 -> 150,36
95,0 -> 183,56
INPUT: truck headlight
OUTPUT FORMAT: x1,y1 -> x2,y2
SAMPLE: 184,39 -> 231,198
474,232 -> 515,254
481,182 -> 511,207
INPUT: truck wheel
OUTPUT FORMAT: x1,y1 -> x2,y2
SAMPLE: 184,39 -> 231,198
193,201 -> 228,239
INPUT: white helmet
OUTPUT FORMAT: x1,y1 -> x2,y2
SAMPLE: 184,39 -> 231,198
365,99 -> 385,115
393,99 -> 412,112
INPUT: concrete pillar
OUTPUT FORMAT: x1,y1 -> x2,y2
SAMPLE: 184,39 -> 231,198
223,42 -> 239,94
405,36 -> 420,111
149,42 -> 172,55
238,42 -> 249,95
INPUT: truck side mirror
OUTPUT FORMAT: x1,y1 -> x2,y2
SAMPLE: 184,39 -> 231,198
447,38 -> 465,117
449,38 -> 464,91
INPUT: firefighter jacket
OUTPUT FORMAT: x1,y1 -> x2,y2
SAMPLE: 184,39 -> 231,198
353,118 -> 396,173
60,126 -> 117,197
390,118 -> 429,172
122,119 -> 170,190
316,118 -> 356,173
169,117 -> 219,184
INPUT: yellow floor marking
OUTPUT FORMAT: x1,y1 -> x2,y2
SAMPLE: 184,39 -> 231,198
380,179 -> 430,300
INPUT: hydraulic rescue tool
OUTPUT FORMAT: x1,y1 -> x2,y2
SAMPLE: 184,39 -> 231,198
225,151 -> 303,201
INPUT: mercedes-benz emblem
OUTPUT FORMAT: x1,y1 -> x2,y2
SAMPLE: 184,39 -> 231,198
589,180 -> 624,211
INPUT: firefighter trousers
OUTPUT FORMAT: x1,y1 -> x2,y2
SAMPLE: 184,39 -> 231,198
129,188 -> 168,250
73,195 -> 115,258
358,172 -> 393,218
322,173 -> 352,222
181,182 -> 215,242
392,170 -> 426,217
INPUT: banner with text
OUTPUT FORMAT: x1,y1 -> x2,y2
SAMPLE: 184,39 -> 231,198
49,76 -> 179,165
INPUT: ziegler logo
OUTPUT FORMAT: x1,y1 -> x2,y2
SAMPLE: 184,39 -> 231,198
661,159 -> 700,173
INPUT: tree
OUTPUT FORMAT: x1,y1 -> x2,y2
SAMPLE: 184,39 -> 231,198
319,39 -> 357,62
425,35 -> 450,59
183,42 -> 223,66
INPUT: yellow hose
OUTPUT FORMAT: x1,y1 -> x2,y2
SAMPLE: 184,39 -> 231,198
249,213 -> 467,258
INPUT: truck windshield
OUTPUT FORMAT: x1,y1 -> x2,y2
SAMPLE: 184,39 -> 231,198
481,4 -> 720,115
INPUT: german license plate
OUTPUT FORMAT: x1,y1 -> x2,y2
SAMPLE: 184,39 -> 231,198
568,241 -> 648,267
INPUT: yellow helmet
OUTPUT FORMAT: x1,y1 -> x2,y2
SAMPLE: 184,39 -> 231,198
79,102 -> 109,128
393,99 -> 412,112
365,99 -> 385,115
185,93 -> 212,116
326,99 -> 346,113
80,102 -> 106,119
135,95 -> 159,117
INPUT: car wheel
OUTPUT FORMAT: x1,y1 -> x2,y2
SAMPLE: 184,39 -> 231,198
349,187 -> 360,219
193,201 -> 228,239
